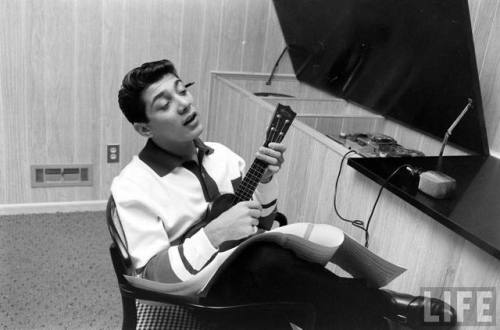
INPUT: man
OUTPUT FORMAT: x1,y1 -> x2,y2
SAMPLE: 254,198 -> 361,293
111,59 -> 455,329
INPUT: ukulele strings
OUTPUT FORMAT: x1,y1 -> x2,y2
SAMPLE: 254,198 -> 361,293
233,105 -> 295,204
233,113 -> 292,203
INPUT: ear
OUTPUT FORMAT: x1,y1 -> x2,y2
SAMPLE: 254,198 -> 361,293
133,122 -> 153,138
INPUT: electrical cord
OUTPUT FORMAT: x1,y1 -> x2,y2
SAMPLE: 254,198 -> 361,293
333,150 -> 415,248
363,163 -> 414,248
334,150 -> 366,230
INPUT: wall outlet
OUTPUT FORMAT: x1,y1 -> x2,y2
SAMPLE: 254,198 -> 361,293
107,145 -> 120,163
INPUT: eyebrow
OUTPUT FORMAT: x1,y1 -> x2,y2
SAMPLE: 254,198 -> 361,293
151,79 -> 183,106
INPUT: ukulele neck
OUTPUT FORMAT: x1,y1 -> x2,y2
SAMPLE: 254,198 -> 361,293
233,158 -> 268,203
232,103 -> 296,204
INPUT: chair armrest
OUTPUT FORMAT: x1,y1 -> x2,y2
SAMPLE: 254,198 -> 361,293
123,275 -> 315,329
123,275 -> 201,306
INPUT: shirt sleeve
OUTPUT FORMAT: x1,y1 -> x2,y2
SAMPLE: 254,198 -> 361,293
111,178 -> 218,283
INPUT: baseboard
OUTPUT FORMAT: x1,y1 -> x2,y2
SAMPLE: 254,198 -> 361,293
0,200 -> 107,216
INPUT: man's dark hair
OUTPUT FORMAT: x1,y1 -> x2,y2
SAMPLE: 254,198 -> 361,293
118,59 -> 178,123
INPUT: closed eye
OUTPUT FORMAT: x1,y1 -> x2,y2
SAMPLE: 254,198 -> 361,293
157,101 -> 170,111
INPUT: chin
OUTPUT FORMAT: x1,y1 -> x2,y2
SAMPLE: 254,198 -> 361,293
190,123 -> 204,139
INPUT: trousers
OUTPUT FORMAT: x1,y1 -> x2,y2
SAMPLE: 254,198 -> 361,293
203,242 -> 390,330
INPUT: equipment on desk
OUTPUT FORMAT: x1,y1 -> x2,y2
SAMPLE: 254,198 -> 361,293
417,99 -> 473,199
329,132 -> 425,158
418,170 -> 456,199
345,133 -> 396,156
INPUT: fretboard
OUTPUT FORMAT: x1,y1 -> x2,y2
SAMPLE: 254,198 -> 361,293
231,103 -> 295,204
233,158 -> 268,203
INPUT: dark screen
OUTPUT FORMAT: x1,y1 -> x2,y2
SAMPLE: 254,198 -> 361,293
273,0 -> 488,154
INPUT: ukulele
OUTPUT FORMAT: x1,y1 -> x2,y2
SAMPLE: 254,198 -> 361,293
183,103 -> 296,251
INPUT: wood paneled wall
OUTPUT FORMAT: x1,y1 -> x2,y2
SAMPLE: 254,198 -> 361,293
0,0 -> 499,204
208,73 -> 500,328
0,0 -> 288,204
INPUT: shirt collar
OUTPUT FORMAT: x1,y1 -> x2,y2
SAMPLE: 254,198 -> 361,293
138,138 -> 213,177
194,138 -> 214,156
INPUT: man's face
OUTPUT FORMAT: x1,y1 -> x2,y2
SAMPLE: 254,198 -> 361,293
140,73 -> 203,146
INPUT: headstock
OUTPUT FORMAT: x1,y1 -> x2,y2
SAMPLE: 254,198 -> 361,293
264,103 -> 296,146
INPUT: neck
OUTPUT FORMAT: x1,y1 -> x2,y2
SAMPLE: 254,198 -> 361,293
152,138 -> 197,161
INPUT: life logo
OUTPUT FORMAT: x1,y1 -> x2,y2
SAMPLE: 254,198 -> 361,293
421,287 -> 496,326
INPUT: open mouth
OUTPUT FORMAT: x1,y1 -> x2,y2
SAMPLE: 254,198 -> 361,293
183,112 -> 197,126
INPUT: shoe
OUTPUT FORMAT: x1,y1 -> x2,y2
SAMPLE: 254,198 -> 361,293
381,289 -> 457,329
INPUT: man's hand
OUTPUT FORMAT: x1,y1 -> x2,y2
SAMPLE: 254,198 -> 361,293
204,201 -> 262,248
256,142 -> 286,183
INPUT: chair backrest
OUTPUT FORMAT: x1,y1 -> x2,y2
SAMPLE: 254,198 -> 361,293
106,196 -> 132,268
106,196 -> 141,329
106,196 -> 140,291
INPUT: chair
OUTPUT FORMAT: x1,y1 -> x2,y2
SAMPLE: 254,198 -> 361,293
106,196 -> 316,330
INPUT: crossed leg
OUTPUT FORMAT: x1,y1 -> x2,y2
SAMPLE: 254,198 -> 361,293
268,223 -> 404,288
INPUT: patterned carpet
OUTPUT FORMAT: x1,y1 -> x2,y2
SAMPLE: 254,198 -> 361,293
0,211 -> 122,330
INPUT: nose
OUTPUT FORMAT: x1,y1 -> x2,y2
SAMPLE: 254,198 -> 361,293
175,95 -> 192,114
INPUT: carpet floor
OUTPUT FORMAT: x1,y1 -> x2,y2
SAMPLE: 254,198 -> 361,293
0,211 -> 122,329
